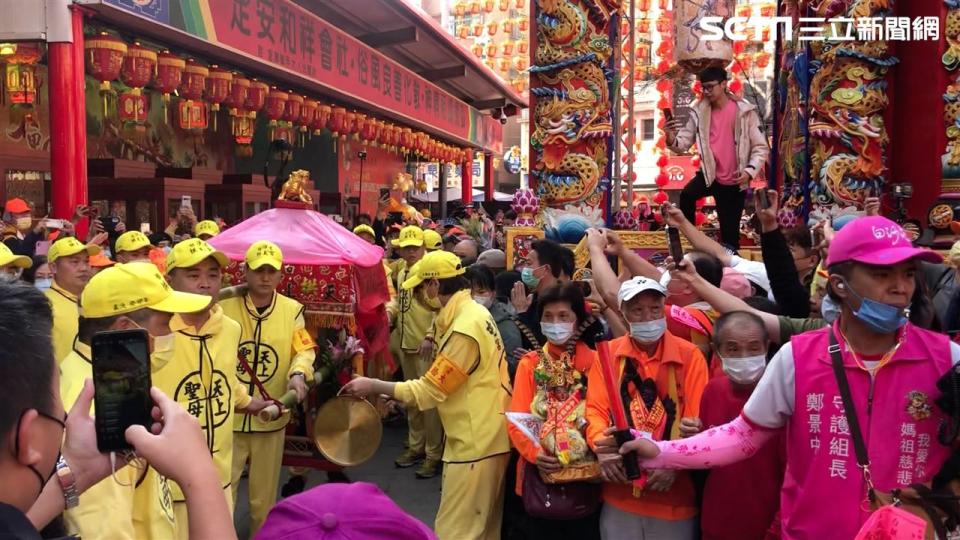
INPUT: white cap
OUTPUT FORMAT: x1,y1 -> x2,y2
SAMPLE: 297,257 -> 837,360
618,276 -> 667,307
730,256 -> 774,301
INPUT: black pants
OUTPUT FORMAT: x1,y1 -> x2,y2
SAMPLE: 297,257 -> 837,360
679,170 -> 745,250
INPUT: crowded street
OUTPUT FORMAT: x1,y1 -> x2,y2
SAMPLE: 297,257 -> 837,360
1,0 -> 959,539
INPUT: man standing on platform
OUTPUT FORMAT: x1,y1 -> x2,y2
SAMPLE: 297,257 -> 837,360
45,237 -> 100,364
222,240 -> 315,535
665,67 -> 769,249
387,225 -> 443,478
158,238 -> 268,538
343,251 -> 512,540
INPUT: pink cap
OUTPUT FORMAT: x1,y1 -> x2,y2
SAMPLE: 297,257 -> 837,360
255,482 -> 437,540
720,267 -> 752,299
826,216 -> 942,267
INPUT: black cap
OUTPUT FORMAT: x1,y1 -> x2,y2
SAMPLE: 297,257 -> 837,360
698,66 -> 728,83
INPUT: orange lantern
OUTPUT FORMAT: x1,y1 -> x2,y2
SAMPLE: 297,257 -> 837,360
487,21 -> 498,36
301,99 -> 318,132
205,65 -> 232,131
638,0 -> 651,10
246,80 -> 268,119
3,42 -> 42,111
344,111 -> 358,139
502,19 -> 514,33
313,103 -> 331,134
498,58 -> 510,72
355,113 -> 369,142
484,0 -> 494,12
499,0 -> 509,10
737,5 -> 751,17
458,26 -> 469,39
518,17 -> 528,31
518,41 -> 528,55
514,57 -> 529,71
379,121 -> 392,149
503,41 -> 514,56
514,0 -> 523,8
473,23 -> 484,37
760,3 -> 775,17
469,1 -> 481,14
85,32 -> 127,116
486,44 -> 498,57
329,106 -> 346,138
454,1 -> 466,16
755,52 -> 771,68
762,27 -> 771,41
637,19 -> 650,33
472,44 -> 483,57
658,0 -> 667,8
656,16 -> 671,34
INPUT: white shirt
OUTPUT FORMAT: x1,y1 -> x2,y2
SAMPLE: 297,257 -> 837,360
742,340 -> 960,429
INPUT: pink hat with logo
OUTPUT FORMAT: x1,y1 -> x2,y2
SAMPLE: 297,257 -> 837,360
825,216 -> 942,267
255,482 -> 437,540
720,267 -> 752,299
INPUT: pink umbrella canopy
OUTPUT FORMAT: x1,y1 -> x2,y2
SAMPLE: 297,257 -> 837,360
208,207 -> 383,267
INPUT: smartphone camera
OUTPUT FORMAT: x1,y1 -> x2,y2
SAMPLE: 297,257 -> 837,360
92,329 -> 153,452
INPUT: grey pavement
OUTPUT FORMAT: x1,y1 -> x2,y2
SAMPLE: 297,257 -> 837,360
233,423 -> 441,539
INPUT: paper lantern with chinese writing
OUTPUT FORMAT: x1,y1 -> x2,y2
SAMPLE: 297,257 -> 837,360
120,42 -> 156,97
178,59 -> 208,131
246,80 -> 268,118
329,106 -> 346,138
400,127 -> 413,151
344,111 -> 358,139
154,51 -> 184,123
356,113 -> 371,143
205,65 -> 232,131
85,32 -> 127,116
3,42 -> 42,119
284,93 -> 303,133
230,79 -> 254,155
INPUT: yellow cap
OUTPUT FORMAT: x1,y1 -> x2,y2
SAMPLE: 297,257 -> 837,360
0,242 -> 31,269
950,240 -> 960,264
48,237 -> 100,264
353,224 -> 375,237
401,250 -> 465,289
165,238 -> 229,274
81,262 -> 212,318
423,229 -> 442,251
195,220 -> 221,238
391,226 -> 424,248
245,240 -> 283,270
115,231 -> 152,253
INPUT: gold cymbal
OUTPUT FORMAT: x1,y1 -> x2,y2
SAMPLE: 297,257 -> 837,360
311,396 -> 383,467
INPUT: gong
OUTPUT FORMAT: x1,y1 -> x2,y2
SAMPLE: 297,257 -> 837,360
311,396 -> 383,467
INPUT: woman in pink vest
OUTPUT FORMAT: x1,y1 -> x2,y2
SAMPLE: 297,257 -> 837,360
619,216 -> 960,540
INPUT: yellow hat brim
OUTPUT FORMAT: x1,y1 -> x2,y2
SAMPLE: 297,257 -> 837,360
150,289 -> 213,315
0,254 -> 32,269
168,250 -> 230,272
395,238 -> 423,248
246,257 -> 282,271
51,243 -> 101,263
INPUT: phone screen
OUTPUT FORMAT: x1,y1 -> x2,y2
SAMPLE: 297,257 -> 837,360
666,226 -> 684,264
92,329 -> 152,452
662,108 -> 674,122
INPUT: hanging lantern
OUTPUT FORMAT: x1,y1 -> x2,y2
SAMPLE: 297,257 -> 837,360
355,113 -> 370,143
514,57 -> 528,71
225,75 -> 249,129
499,58 -> 510,72
177,59 -> 208,131
3,42 -> 42,113
760,3 -> 775,17
487,21 -> 498,36
328,106 -> 346,138
518,41 -> 528,55
503,41 -> 515,56
299,98 -> 318,145
473,23 -> 484,37
471,44 -> 484,57
228,77 -> 253,156
344,111 -> 358,139
514,0 -> 523,8
85,32 -> 127,116
638,0 -> 651,10
657,0 -> 667,8
486,44 -> 498,57
483,0 -> 494,12
458,26 -> 470,39
284,93 -> 303,131
264,88 -> 288,139
378,120 -> 391,149
518,17 -> 529,31
499,0 -> 509,10
400,127 -> 413,151
313,103 -> 331,134
637,19 -> 650,33
154,51 -> 184,124
656,16 -> 671,34
469,1 -> 481,13
205,65 -> 232,131
454,1 -> 467,16
245,80 -> 268,122
118,43 -> 156,126
502,19 -> 514,33
737,5 -> 751,18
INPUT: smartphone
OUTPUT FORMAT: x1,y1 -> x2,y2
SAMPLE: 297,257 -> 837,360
92,329 -> 153,452
181,195 -> 192,209
99,216 -> 120,234
757,188 -> 770,210
140,222 -> 151,233
666,225 -> 684,264
379,187 -> 391,199
575,280 -> 592,297
41,218 -> 65,229
662,108 -> 674,122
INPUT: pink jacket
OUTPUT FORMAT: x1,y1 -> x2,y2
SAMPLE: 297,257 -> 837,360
784,322 -> 952,539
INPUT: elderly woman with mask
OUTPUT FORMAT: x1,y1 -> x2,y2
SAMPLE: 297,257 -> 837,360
585,277 -> 708,540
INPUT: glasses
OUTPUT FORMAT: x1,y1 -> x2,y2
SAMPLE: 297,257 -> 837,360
702,82 -> 721,91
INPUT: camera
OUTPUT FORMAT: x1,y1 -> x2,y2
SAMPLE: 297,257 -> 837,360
357,150 -> 367,160
892,183 -> 913,198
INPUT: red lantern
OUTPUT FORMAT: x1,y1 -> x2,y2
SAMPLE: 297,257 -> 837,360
225,76 -> 249,119
737,5 -> 751,17
499,0 -> 509,10
473,23 -> 484,37
3,42 -> 42,111
177,59 -> 208,131
154,51 -> 184,123
518,17 -> 528,31
656,60 -> 671,74
487,22 -> 498,36
503,41 -> 515,56
246,80 -> 268,119
637,19 -> 650,33
228,77 -> 253,155
518,42 -> 528,55
205,65 -> 232,131
503,19 -> 514,33
656,17 -> 671,34
653,190 -> 668,205
733,40 -> 746,55
329,106 -> 346,138
400,127 -> 413,151
655,173 -> 669,187
458,26 -> 469,39
483,0 -> 494,12
85,33 -> 127,117
760,3 -> 775,17
120,42 -> 156,97
301,99 -> 318,132
638,0 -> 651,10
729,78 -> 743,95
345,111 -> 359,139
313,104 -> 331,134
355,113 -> 370,142
264,88 -> 288,138
284,93 -> 303,129
656,155 -> 668,168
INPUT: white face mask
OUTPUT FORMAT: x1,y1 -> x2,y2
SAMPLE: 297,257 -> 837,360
720,354 -> 767,385
473,293 -> 494,308
541,322 -> 575,345
629,318 -> 667,343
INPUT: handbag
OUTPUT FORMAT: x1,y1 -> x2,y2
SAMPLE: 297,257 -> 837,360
829,331 -> 960,540
521,460 -> 601,520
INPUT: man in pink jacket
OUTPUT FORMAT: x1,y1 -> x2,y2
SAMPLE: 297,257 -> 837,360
623,216 -> 960,539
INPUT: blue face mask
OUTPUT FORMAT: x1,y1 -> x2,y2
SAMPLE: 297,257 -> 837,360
820,294 -> 840,324
521,266 -> 541,289
843,280 -> 909,334
34,277 -> 53,291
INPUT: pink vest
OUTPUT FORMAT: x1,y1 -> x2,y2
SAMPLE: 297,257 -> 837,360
784,322 -> 952,540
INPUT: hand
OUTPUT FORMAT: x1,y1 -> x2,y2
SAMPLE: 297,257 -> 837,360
61,380 -> 112,493
60,220 -> 76,238
604,229 -> 625,257
114,221 -> 127,234
663,119 -> 682,143
661,203 -> 686,228
598,451 -> 628,483
287,374 -> 309,402
376,193 -> 391,216
340,376 -> 375,398
584,278 -> 604,306
416,337 -> 435,359
618,436 -> 661,459
666,255 -> 699,286
678,417 -> 702,438
243,397 -> 270,414
72,205 -> 91,223
511,281 -> 533,314
535,451 -> 562,474
585,227 -> 607,252
645,469 -> 677,492
753,189 -> 780,233
32,215 -> 48,236
864,196 -> 880,217
125,386 -> 217,486
737,170 -> 752,186
87,232 -> 108,247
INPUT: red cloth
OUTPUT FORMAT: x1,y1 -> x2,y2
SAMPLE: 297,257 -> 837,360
699,376 -> 785,540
